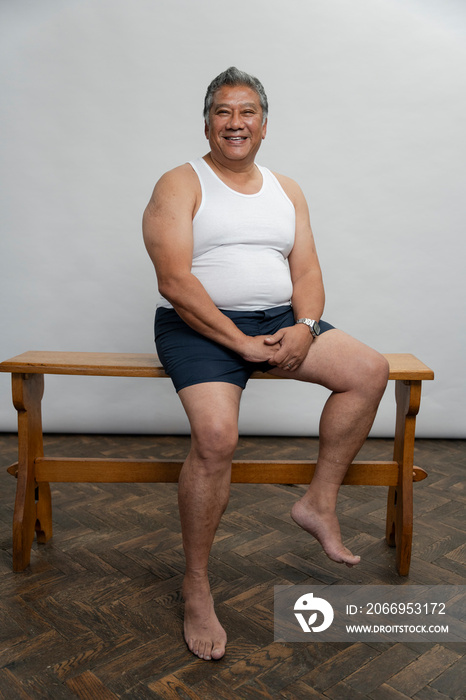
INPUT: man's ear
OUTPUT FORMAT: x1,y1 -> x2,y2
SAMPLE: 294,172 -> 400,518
262,117 -> 268,139
204,120 -> 210,139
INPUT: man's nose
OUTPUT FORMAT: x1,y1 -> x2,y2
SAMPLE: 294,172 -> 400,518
227,111 -> 244,129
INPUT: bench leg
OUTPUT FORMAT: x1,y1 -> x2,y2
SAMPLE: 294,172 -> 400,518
386,379 -> 422,576
12,373 -> 52,571
36,481 -> 53,544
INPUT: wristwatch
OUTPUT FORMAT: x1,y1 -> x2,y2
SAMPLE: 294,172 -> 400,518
296,318 -> 321,338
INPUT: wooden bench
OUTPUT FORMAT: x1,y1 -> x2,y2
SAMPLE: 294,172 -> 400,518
0,351 -> 434,576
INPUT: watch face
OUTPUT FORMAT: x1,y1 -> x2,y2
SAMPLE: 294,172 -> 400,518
313,322 -> 321,336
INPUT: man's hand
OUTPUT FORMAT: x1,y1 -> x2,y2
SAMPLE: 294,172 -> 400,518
239,335 -> 282,364
263,324 -> 313,371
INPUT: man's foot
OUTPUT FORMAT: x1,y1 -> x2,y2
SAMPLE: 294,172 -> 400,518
291,498 -> 361,567
182,577 -> 227,661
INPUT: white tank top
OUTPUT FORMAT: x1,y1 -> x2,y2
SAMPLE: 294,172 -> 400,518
158,157 -> 296,311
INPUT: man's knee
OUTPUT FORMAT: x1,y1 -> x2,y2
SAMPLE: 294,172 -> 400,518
191,420 -> 238,466
364,351 -> 390,398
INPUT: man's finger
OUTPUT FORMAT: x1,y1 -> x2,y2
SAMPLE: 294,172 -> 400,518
263,331 -> 284,345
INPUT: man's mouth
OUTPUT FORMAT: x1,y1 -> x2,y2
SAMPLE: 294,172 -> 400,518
224,136 -> 247,141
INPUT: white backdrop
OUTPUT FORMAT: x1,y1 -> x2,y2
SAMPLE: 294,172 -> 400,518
1,0 -> 465,437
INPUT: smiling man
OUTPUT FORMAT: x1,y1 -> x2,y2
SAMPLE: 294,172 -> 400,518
143,67 -> 389,661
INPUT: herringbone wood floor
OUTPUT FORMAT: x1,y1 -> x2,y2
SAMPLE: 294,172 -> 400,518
0,434 -> 464,699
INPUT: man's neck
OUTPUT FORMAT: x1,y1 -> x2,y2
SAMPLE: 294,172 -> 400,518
204,153 -> 262,194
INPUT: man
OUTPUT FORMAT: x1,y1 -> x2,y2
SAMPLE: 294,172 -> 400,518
143,67 -> 389,661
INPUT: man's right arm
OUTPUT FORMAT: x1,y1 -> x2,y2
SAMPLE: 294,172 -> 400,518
142,165 -> 277,363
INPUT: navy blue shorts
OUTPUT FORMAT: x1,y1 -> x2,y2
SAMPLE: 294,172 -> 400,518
154,305 -> 335,392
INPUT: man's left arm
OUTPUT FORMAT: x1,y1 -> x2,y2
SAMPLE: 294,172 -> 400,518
265,176 -> 325,371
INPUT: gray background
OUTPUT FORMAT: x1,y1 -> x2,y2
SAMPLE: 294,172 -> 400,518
1,0 -> 465,437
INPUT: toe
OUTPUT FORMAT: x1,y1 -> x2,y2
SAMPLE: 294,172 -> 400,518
212,644 -> 225,660
343,552 -> 361,567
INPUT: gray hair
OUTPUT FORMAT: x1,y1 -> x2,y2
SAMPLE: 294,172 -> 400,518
203,67 -> 268,125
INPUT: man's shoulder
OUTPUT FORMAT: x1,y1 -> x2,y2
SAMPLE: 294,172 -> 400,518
157,162 -> 198,188
150,162 -> 201,205
270,171 -> 304,205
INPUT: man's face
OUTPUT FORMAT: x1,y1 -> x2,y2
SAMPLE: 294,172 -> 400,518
205,84 -> 267,165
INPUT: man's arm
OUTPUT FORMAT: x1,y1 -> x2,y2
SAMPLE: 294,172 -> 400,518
142,165 -> 279,364
264,175 -> 325,371
286,177 -> 325,320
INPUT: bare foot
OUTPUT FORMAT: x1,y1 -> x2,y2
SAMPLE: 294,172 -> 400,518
182,576 -> 227,661
291,498 -> 361,567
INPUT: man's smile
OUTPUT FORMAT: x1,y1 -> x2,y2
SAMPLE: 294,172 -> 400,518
223,136 -> 247,142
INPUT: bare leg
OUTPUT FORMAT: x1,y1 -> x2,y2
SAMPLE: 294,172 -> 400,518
177,382 -> 242,660
271,330 -> 389,566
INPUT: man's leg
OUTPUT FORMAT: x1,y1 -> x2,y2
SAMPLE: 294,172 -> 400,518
270,330 -> 390,566
177,381 -> 242,660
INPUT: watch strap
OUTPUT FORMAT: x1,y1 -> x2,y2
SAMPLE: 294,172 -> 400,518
296,318 -> 321,337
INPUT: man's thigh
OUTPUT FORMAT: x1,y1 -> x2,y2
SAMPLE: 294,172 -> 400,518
268,329 -> 387,393
178,381 -> 243,439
